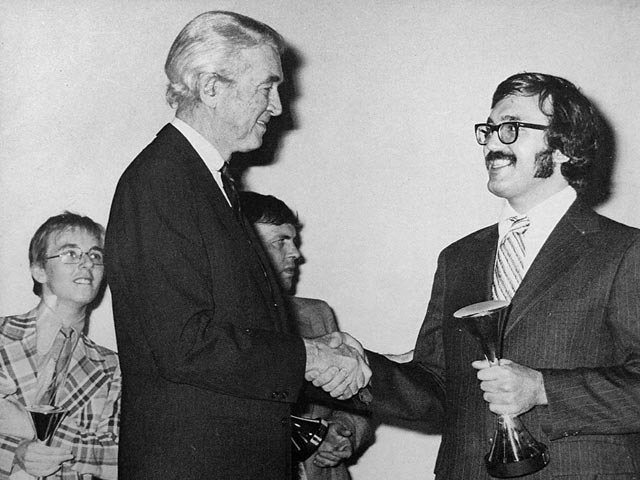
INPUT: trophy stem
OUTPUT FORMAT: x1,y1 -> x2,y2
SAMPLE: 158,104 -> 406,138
454,301 -> 550,478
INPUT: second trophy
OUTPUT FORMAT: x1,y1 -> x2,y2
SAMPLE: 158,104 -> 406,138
454,300 -> 549,478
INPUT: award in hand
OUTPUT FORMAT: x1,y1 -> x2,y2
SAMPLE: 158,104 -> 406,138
454,300 -> 549,478
290,415 -> 329,461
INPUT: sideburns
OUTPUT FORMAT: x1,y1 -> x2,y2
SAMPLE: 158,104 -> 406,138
534,148 -> 554,178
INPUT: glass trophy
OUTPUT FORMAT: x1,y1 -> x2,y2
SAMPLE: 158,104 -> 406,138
454,300 -> 549,478
291,415 -> 329,461
26,404 -> 69,480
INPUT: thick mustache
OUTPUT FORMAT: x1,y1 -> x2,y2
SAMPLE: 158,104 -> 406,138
485,151 -> 517,163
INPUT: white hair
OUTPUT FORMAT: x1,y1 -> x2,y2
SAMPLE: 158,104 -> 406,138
164,11 -> 284,112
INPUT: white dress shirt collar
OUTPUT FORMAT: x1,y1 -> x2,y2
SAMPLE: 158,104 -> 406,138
171,117 -> 231,205
497,185 -> 577,271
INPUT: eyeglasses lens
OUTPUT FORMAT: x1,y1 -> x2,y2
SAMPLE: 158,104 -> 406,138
476,125 -> 490,145
499,123 -> 518,144
60,248 -> 104,265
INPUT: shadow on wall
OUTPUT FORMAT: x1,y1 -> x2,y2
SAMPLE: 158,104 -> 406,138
234,45 -> 304,185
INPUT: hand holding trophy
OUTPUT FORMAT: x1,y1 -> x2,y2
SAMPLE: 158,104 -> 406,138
290,415 -> 329,461
454,300 -> 549,478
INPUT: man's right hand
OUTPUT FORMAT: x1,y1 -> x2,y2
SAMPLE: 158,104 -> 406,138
14,439 -> 74,478
304,332 -> 371,399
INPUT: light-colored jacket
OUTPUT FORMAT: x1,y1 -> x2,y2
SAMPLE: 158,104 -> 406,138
0,313 -> 120,480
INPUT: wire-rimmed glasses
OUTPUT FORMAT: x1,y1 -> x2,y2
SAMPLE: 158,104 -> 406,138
46,247 -> 104,266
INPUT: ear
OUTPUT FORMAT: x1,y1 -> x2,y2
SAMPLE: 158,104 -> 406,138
198,73 -> 224,108
30,263 -> 48,285
552,149 -> 570,164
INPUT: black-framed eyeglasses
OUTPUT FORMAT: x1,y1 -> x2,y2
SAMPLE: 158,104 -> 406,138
46,247 -> 105,266
474,122 -> 547,145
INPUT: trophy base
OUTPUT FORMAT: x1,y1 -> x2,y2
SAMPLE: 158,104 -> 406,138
485,444 -> 550,478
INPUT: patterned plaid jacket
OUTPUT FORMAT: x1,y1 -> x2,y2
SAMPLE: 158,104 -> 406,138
0,313 -> 120,480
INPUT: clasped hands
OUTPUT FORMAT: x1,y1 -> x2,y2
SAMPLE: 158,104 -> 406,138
304,332 -> 371,400
472,358 -> 548,416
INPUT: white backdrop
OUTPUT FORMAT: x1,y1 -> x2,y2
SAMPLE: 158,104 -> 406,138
2,1 -> 639,478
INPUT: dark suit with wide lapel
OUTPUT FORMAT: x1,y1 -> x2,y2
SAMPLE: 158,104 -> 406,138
288,297 -> 373,480
106,124 -> 306,479
368,200 -> 640,478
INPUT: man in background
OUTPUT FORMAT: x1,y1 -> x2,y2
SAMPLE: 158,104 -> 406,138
241,191 -> 374,480
106,11 -> 369,480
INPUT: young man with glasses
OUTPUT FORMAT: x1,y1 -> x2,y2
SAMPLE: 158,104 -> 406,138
0,212 -> 120,479
339,72 -> 640,478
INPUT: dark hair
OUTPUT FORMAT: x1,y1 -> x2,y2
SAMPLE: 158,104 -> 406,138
492,72 -> 607,194
29,211 -> 104,296
239,191 -> 300,228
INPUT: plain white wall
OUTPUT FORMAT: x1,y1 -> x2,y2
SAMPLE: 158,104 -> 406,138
2,1 -> 639,479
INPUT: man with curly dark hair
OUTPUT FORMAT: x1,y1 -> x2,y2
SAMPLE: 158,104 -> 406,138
346,72 -> 640,479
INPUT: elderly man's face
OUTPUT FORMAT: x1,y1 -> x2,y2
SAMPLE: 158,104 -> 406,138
213,45 -> 283,158
483,94 -> 566,212
254,222 -> 300,292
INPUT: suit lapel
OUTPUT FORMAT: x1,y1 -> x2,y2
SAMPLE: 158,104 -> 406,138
161,124 -> 241,239
505,201 -> 599,336
0,322 -> 39,406
454,225 -> 498,308
159,125 -> 289,331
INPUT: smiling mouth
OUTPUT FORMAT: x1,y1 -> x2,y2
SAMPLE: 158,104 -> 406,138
486,158 -> 515,170
74,278 -> 93,285
485,150 -> 517,171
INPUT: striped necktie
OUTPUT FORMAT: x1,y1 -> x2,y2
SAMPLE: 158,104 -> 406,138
492,215 -> 530,302
35,327 -> 76,406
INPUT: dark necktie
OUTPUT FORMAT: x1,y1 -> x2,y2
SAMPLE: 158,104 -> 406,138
220,162 -> 242,221
220,162 -> 279,309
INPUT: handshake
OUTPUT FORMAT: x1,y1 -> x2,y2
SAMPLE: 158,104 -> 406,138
304,332 -> 371,400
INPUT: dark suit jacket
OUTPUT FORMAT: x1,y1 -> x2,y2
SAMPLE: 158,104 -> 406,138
106,124 -> 306,480
288,297 -> 373,480
368,200 -> 640,479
